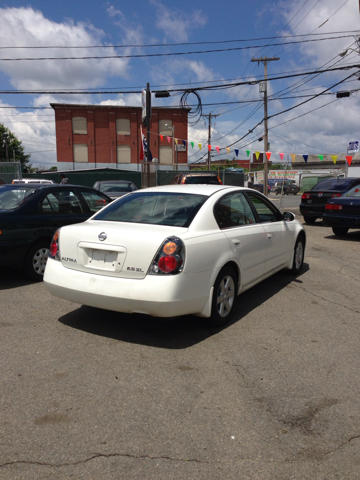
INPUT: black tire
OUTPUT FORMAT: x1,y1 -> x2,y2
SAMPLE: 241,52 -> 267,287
303,216 -> 316,224
210,266 -> 237,327
289,234 -> 305,275
24,241 -> 50,281
332,226 -> 348,236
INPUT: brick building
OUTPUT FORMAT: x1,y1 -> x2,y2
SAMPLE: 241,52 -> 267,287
51,103 -> 189,170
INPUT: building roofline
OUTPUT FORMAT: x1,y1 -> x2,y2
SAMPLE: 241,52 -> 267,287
50,103 -> 189,112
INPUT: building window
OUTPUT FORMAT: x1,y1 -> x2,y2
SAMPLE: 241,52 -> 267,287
117,145 -> 131,163
116,118 -> 130,135
159,146 -> 172,165
73,144 -> 88,163
159,120 -> 173,136
72,117 -> 87,134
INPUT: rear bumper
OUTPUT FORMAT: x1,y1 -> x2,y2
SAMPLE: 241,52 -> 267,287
322,214 -> 360,228
44,258 -> 212,317
300,205 -> 325,218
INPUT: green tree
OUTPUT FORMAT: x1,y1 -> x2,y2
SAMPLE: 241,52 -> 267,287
0,124 -> 31,172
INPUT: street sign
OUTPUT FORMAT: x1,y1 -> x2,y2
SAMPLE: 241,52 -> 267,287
348,141 -> 359,153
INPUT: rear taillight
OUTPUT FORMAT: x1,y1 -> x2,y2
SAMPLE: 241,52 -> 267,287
181,178 -> 186,184
217,176 -> 223,185
325,204 -> 342,211
49,228 -> 61,260
148,236 -> 185,275
302,193 -> 311,199
331,193 -> 342,198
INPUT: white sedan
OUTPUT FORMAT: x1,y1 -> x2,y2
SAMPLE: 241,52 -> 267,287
44,185 -> 306,326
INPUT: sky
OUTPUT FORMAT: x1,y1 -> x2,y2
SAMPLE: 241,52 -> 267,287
0,0 -> 359,170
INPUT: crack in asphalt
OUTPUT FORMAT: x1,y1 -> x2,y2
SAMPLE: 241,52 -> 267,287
322,434 -> 360,458
0,452 -> 210,468
291,282 -> 360,314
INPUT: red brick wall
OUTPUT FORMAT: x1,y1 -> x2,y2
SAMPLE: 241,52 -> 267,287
52,104 -> 188,166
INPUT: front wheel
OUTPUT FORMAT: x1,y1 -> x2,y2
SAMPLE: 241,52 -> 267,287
289,235 -> 305,275
332,226 -> 348,236
24,241 -> 50,281
210,267 -> 237,327
303,216 -> 316,224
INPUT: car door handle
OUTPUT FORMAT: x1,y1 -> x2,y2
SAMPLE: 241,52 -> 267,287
232,239 -> 241,245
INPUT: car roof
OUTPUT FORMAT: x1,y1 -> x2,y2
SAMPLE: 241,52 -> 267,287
133,184 -> 245,196
96,180 -> 133,184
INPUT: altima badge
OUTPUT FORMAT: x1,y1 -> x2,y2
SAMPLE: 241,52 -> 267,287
98,232 -> 107,241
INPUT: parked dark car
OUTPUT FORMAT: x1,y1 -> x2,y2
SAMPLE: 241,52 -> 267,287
300,177 -> 360,224
275,183 -> 300,195
93,180 -> 137,200
322,184 -> 360,236
170,173 -> 222,185
0,184 -> 112,281
251,184 -> 271,194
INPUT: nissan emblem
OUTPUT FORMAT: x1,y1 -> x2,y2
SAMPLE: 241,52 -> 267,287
98,232 -> 107,241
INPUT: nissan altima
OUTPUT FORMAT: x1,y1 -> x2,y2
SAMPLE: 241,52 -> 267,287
44,185 -> 306,326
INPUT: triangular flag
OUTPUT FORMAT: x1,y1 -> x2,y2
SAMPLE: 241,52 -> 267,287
346,155 -> 353,166
198,143 -> 202,150
266,152 -> 271,160
160,135 -> 163,141
246,150 -> 250,157
318,155 -> 323,161
175,138 -> 178,145
167,137 -> 171,144
331,155 -> 337,164
216,146 -> 220,154
226,147 -> 230,154
235,149 -> 239,157
255,151 -> 260,160
191,142 -> 194,149
303,155 -> 308,163
290,154 -> 296,162
279,153 -> 284,161
208,145 -> 211,152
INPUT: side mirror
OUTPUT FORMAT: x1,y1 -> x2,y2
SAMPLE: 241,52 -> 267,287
283,211 -> 295,222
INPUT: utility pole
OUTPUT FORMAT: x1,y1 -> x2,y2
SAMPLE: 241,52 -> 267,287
251,56 -> 280,195
202,113 -> 218,168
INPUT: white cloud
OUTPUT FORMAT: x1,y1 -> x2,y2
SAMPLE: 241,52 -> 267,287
0,7 -> 130,90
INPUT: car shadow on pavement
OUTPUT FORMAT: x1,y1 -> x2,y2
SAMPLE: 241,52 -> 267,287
58,264 -> 309,350
324,231 -> 360,242
0,270 -> 34,290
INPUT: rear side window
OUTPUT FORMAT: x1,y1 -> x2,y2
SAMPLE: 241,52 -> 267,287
80,190 -> 112,213
214,192 -> 256,229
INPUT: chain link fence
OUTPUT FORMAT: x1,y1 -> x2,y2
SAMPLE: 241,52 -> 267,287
0,162 -> 22,184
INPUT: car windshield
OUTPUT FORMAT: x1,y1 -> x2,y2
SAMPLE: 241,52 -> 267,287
0,187 -> 37,210
343,185 -> 360,197
93,192 -> 207,227
311,179 -> 353,191
99,183 -> 134,193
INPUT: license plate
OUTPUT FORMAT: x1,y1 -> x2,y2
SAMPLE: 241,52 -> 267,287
88,249 -> 118,270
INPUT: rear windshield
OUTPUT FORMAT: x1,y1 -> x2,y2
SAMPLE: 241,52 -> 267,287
0,187 -> 37,210
99,183 -> 135,193
186,176 -> 220,184
312,179 -> 353,191
93,192 -> 207,227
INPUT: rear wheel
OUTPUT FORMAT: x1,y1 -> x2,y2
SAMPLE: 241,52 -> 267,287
290,234 -> 305,275
24,241 -> 50,281
210,267 -> 236,327
303,216 -> 316,224
332,226 -> 348,236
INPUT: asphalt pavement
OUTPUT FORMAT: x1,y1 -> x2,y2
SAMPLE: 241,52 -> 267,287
1,210 -> 360,480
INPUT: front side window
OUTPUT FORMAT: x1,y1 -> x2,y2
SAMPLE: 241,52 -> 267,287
214,192 -> 256,229
41,190 -> 83,215
246,192 -> 281,223
94,192 -> 207,228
